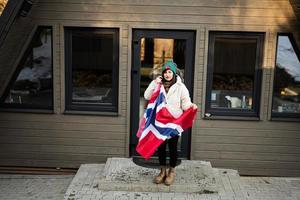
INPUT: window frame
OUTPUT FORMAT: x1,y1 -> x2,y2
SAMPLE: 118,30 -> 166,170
0,26 -> 54,111
64,27 -> 119,113
205,31 -> 264,118
271,33 -> 300,119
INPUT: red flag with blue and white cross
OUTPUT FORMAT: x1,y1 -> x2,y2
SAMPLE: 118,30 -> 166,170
136,84 -> 197,160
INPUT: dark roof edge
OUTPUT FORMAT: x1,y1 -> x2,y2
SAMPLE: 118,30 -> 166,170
0,0 -> 25,49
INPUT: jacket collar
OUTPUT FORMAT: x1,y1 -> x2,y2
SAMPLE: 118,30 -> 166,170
175,75 -> 183,85
166,76 -> 182,95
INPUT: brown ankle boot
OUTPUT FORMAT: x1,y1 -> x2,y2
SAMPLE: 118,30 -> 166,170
154,166 -> 167,184
165,167 -> 175,185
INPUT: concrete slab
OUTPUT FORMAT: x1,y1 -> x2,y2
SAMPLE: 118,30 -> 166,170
64,157 -> 250,199
99,157 -> 219,194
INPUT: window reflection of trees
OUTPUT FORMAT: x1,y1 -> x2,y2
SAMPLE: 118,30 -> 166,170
272,35 -> 300,114
3,27 -> 53,107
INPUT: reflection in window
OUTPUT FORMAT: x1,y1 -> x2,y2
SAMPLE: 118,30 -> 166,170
72,33 -> 113,104
140,38 -> 185,97
272,34 -> 300,115
1,27 -> 53,109
206,32 -> 263,117
65,28 -> 119,112
140,38 -> 175,82
212,38 -> 256,109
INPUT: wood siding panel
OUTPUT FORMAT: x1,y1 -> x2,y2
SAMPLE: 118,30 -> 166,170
0,120 -> 125,132
0,152 -> 120,168
38,0 -> 293,8
0,152 -> 120,161
0,113 -> 126,124
194,143 -> 300,154
195,128 -> 300,138
35,3 -> 295,18
0,144 -> 125,154
196,120 -> 300,131
195,135 -> 300,146
0,136 -> 124,147
0,158 -> 108,168
194,151 -> 300,162
32,11 -> 297,26
0,128 -> 125,140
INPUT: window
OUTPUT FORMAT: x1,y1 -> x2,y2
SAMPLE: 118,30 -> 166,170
272,33 -> 300,118
65,27 -> 119,112
0,26 -> 53,110
205,32 -> 264,118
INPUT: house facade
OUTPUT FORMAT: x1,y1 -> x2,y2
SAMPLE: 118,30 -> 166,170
0,0 -> 299,176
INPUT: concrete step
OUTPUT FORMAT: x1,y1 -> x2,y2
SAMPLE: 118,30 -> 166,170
64,157 -> 248,199
98,158 -> 233,194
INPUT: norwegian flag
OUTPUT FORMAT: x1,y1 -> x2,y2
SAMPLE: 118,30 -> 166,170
136,84 -> 197,160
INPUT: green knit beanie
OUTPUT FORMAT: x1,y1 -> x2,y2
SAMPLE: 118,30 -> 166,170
162,60 -> 177,75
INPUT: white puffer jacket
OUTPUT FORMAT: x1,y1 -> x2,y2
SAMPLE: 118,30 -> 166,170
144,76 -> 192,118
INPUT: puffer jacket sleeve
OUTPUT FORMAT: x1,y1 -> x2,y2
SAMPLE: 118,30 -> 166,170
180,84 -> 192,111
144,80 -> 158,100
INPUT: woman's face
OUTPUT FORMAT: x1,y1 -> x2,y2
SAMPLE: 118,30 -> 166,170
163,69 -> 174,81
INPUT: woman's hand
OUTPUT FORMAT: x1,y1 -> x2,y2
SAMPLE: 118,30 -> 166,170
154,76 -> 162,84
191,103 -> 198,110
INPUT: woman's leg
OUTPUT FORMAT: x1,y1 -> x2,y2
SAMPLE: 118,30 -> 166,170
168,135 -> 179,168
165,135 -> 179,185
158,140 -> 167,166
154,140 -> 168,184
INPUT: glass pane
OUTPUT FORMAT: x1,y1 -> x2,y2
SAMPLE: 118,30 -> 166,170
211,37 -> 257,109
3,27 -> 53,108
139,37 -> 186,150
272,35 -> 300,114
71,32 -> 114,105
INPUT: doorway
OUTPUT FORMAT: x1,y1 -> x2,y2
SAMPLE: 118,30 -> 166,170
130,29 -> 196,160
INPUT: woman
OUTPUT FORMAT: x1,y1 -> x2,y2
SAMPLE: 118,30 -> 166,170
144,60 -> 197,185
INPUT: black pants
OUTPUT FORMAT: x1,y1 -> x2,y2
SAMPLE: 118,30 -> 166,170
157,135 -> 179,168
